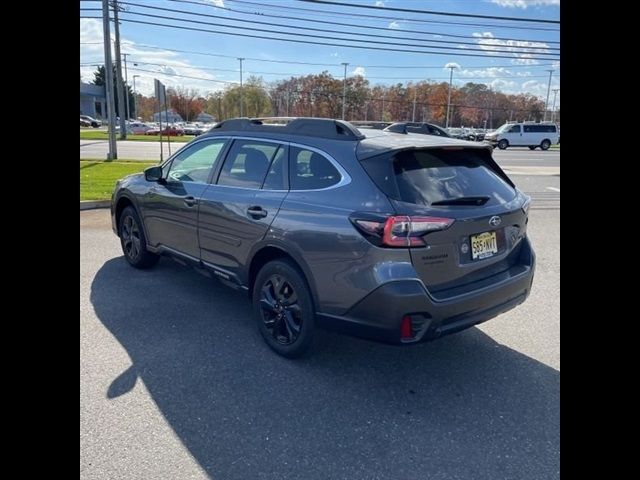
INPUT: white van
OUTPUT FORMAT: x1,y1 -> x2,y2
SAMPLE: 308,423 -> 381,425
484,122 -> 559,150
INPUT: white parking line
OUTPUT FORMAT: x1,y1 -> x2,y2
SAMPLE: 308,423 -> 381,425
546,187 -> 560,192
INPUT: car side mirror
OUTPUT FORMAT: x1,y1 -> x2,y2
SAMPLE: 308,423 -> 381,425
144,166 -> 163,182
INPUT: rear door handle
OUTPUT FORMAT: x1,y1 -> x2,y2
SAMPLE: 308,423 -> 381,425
247,206 -> 268,219
184,196 -> 198,207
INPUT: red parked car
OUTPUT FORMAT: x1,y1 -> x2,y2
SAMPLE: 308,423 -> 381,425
145,125 -> 184,136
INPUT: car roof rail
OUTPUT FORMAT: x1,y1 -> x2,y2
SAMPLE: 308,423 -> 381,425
210,117 -> 365,140
383,122 -> 409,134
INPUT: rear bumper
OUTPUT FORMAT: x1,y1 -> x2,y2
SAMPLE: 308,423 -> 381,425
318,239 -> 535,344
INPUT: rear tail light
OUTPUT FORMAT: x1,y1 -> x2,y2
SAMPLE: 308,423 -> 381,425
353,215 -> 454,248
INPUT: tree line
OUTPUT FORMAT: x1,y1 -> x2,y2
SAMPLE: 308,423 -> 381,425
94,67 -> 558,127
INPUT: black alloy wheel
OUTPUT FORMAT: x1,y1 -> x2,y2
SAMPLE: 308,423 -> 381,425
260,274 -> 302,345
253,259 -> 314,358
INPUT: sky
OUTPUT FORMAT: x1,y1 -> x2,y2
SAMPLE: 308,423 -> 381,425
80,0 -> 559,105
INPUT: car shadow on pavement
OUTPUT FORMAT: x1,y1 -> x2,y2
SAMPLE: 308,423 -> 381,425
90,257 -> 559,480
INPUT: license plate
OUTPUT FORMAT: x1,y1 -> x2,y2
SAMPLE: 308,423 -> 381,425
470,231 -> 498,260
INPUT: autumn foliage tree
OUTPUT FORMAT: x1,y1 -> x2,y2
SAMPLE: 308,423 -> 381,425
131,73 -> 548,127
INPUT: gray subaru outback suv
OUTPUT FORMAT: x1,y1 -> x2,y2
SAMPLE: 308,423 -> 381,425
111,117 -> 535,357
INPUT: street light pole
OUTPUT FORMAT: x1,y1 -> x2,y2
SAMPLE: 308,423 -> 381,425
341,62 -> 349,120
133,75 -> 139,120
445,65 -> 456,128
101,0 -> 117,159
551,88 -> 559,123
112,0 -> 127,139
238,57 -> 244,117
412,88 -> 417,122
543,69 -> 554,122
123,53 -> 129,121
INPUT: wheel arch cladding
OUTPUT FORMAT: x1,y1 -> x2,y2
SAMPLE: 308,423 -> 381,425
115,197 -> 135,235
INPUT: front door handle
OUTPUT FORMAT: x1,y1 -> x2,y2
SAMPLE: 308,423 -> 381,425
184,196 -> 198,207
247,206 -> 268,219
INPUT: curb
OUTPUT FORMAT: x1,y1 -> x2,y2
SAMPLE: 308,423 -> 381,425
81,200 -> 111,211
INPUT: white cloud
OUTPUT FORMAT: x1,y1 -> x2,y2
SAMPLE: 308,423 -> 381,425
352,66 -> 366,77
375,1 -> 385,6
552,60 -> 560,69
80,19 -> 229,96
490,0 -> 559,8
330,52 -> 339,57
512,57 -> 539,65
388,21 -> 400,29
473,31 -> 551,64
444,62 -> 461,70
433,35 -> 442,39
204,0 -> 225,6
489,79 -> 519,91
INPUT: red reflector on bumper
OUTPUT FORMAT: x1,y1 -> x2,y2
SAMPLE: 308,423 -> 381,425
400,315 -> 412,339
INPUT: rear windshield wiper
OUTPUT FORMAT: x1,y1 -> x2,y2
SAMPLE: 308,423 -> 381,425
431,196 -> 491,206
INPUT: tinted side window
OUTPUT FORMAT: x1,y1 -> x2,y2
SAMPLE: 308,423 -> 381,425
428,126 -> 445,136
165,139 -> 227,183
289,147 -> 341,190
508,125 -> 521,133
523,125 -> 533,133
262,145 -> 288,190
217,140 -> 280,189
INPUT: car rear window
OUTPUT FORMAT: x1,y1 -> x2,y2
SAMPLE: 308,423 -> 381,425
361,148 -> 516,206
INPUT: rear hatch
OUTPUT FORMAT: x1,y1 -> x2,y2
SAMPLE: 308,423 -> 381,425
359,146 -> 530,299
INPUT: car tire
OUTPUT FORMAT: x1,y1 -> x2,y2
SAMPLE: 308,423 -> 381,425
498,139 -> 509,150
119,206 -> 159,269
540,139 -> 551,150
253,259 -> 315,358
528,146 -> 536,150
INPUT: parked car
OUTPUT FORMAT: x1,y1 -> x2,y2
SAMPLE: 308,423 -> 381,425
80,115 -> 100,128
80,118 -> 92,127
129,122 -> 152,135
145,125 -> 184,136
446,128 -> 467,140
111,117 -> 535,357
384,122 -> 450,137
484,122 -> 559,150
182,123 -> 203,136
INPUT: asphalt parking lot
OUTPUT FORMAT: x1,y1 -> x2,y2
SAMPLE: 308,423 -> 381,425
80,176 -> 559,479
80,139 -> 560,168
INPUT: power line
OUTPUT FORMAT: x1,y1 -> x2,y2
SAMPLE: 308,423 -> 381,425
298,0 -> 560,24
80,41 -> 557,70
168,0 -> 559,44
224,0 -> 559,32
116,13 -> 559,60
126,66 -> 239,84
84,59 -> 559,82
120,2 -> 558,55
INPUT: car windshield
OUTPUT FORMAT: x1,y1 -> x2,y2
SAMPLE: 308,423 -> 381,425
495,123 -> 513,133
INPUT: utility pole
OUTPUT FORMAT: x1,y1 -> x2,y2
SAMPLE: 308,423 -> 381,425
381,93 -> 385,121
551,88 -> 559,123
445,65 -> 456,128
112,0 -> 127,139
412,88 -> 417,122
122,53 -> 129,121
543,69 -> 554,122
132,74 -> 139,120
102,0 -> 117,159
286,88 -> 290,116
341,62 -> 349,120
238,57 -> 244,117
